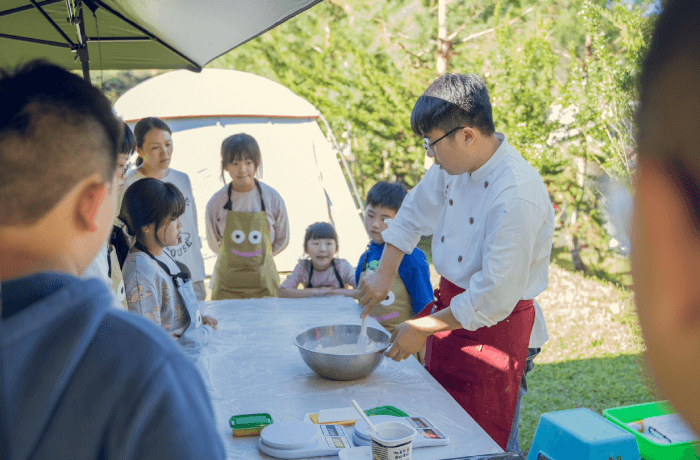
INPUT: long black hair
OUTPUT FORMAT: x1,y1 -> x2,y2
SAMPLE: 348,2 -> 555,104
119,177 -> 185,247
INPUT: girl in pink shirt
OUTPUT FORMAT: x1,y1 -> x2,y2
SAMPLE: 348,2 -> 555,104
279,222 -> 356,298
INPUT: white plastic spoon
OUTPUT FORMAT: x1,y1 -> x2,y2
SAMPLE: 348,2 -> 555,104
351,400 -> 378,435
357,315 -> 369,352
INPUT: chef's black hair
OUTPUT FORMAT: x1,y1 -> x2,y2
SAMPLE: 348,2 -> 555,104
119,178 -> 186,248
366,181 -> 407,212
410,73 -> 495,138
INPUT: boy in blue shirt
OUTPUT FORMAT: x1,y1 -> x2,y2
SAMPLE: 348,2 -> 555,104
355,182 -> 433,336
0,61 -> 225,460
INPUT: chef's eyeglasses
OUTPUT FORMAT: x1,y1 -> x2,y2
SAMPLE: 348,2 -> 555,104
423,126 -> 466,158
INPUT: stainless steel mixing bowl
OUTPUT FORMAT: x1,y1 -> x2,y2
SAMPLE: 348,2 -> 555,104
293,325 -> 391,381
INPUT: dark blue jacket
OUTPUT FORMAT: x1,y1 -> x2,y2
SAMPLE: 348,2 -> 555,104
0,273 -> 225,460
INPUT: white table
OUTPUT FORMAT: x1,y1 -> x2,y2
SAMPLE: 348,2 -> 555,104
198,296 -> 503,459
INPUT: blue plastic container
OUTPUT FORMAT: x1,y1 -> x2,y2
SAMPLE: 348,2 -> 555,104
527,408 -> 640,460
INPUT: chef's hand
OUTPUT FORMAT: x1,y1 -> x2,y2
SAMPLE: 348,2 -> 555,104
384,319 -> 430,362
357,243 -> 406,318
203,315 -> 218,330
357,270 -> 394,318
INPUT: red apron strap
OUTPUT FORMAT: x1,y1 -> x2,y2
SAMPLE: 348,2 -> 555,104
423,277 -> 535,450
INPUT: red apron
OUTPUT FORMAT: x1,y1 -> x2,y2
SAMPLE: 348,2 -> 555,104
416,277 -> 535,450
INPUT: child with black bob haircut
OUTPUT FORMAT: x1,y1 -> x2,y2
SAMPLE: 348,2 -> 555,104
0,60 -> 224,459
355,182 -> 433,334
280,222 -> 356,298
120,178 -> 217,357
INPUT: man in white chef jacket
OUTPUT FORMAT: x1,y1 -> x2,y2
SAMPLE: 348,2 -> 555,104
358,73 -> 555,453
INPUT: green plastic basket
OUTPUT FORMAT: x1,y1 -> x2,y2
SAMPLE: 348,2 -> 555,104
603,401 -> 700,460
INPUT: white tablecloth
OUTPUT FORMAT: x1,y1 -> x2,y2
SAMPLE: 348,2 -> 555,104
198,296 -> 503,459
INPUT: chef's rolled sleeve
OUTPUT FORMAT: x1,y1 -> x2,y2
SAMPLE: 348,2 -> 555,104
450,198 -> 546,331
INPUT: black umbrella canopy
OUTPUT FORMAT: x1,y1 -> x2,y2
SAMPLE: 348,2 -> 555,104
0,0 -> 322,79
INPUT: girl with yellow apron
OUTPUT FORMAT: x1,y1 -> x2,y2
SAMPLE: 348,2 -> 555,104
211,180 -> 280,299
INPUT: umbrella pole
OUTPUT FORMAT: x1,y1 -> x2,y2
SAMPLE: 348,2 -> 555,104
75,2 -> 91,81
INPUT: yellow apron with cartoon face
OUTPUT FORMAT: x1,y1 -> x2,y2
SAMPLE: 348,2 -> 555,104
359,262 -> 412,334
109,247 -> 128,310
211,180 -> 280,300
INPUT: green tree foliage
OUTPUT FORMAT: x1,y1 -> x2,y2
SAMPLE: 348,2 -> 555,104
211,0 -> 655,274
214,1 -> 431,193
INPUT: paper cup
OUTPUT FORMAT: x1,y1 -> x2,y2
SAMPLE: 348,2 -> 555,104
368,421 -> 416,460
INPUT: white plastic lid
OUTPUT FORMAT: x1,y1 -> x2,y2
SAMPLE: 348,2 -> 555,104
260,422 -> 319,450
354,416 -> 407,440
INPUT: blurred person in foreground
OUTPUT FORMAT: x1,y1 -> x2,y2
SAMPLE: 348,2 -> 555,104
0,60 -> 224,459
633,0 -> 700,436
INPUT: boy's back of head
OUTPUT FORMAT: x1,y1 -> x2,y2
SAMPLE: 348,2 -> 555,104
0,60 -> 122,226
366,181 -> 408,212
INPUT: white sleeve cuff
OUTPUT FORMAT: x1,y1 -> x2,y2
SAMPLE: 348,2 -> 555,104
449,291 -> 498,331
381,223 -> 422,255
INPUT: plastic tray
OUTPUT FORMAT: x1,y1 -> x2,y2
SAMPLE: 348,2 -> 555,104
365,405 -> 409,417
603,401 -> 700,459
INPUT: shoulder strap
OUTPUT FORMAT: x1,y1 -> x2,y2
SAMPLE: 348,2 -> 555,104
362,242 -> 372,272
255,179 -> 266,212
224,183 -> 233,211
306,260 -> 314,288
224,180 -> 266,212
331,259 -> 344,289
133,241 -> 190,288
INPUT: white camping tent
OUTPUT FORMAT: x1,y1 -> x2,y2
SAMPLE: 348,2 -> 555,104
114,69 -> 367,275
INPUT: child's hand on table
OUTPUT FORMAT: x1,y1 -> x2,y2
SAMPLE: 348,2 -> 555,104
203,315 -> 218,330
312,287 -> 334,297
329,288 -> 357,298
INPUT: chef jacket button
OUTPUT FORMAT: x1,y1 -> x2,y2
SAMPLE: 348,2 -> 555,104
469,217 -> 474,224
449,199 -> 453,206
458,255 -> 463,262
484,181 -> 489,188
441,236 -> 445,243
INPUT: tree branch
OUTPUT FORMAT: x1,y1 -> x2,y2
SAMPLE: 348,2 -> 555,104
458,7 -> 534,44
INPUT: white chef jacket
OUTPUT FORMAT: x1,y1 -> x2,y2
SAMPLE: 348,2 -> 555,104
382,134 -> 554,348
